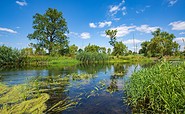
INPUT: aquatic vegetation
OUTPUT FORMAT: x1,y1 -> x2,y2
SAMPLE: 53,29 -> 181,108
124,62 -> 185,113
0,72 -> 100,113
68,73 -> 96,81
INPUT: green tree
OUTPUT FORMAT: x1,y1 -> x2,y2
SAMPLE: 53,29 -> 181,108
107,48 -> 111,55
99,47 -> 106,54
139,41 -> 149,56
21,48 -> 34,56
105,30 -> 117,47
140,29 -> 180,57
68,44 -> 78,57
84,44 -> 100,53
112,42 -> 127,56
28,8 -> 69,55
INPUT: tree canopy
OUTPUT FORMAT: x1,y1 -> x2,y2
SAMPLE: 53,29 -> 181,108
105,30 -> 117,47
139,28 -> 180,57
28,8 -> 69,55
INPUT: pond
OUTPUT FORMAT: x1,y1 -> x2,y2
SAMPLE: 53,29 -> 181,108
0,63 -> 147,114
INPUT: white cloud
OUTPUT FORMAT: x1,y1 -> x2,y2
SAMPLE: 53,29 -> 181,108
110,25 -> 136,37
173,37 -> 185,43
135,5 -> 150,14
169,21 -> 185,30
67,32 -> 80,38
16,26 -> 20,29
136,25 -> 159,33
16,0 -> 27,6
67,32 -> 91,39
108,0 -> 126,19
173,37 -> 185,51
168,0 -> 178,6
0,27 -> 17,34
98,21 -> 112,28
122,39 -> 144,44
109,6 -> 120,13
89,23 -> 97,28
101,24 -> 161,38
80,32 -> 90,39
179,32 -> 185,35
89,21 -> 112,28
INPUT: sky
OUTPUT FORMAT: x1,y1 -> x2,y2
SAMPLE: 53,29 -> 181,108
0,0 -> 185,52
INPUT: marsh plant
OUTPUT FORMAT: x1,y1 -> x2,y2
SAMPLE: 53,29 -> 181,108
76,52 -> 108,63
124,62 -> 185,113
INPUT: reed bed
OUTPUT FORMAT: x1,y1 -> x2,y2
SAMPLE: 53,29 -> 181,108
124,62 -> 185,113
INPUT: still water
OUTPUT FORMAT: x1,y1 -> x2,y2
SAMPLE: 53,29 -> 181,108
0,63 -> 145,114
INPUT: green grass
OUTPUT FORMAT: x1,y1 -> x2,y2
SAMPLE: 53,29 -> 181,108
109,55 -> 153,63
124,62 -> 185,113
24,56 -> 80,66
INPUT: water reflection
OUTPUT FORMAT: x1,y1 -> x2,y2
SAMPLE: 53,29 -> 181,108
0,63 -> 143,114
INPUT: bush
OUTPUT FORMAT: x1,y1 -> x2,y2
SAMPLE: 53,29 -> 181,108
0,45 -> 26,65
124,62 -> 185,113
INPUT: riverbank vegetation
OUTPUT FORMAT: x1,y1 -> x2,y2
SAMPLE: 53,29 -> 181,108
124,62 -> 185,113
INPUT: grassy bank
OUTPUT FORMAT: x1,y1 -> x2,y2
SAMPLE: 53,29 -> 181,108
12,56 -> 79,67
124,62 -> 185,113
109,55 -> 153,63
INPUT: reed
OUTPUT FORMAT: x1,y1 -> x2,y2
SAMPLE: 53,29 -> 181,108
124,62 -> 185,113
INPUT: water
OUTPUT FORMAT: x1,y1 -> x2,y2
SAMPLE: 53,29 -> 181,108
0,63 -> 144,114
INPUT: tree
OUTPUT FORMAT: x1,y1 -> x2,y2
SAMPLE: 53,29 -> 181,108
84,44 -> 100,53
112,42 -> 127,56
21,48 -> 34,56
107,48 -> 111,55
105,30 -> 118,47
99,47 -> 106,54
28,8 -> 69,55
139,41 -> 149,56
139,28 -> 180,57
68,44 -> 78,57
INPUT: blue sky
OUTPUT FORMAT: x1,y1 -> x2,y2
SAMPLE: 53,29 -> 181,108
0,0 -> 185,52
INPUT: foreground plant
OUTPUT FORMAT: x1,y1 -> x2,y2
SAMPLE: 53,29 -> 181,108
124,62 -> 185,113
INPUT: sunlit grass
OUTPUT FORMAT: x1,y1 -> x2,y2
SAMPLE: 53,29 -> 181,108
124,62 -> 185,113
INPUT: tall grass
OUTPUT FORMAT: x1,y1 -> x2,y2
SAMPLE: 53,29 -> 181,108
124,62 -> 185,113
76,52 -> 108,63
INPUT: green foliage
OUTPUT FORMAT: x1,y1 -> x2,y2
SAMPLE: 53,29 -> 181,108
109,55 -> 152,63
139,29 -> 180,57
84,44 -> 100,53
68,44 -> 78,57
0,45 -> 26,65
105,29 -> 117,47
124,62 -> 185,113
107,48 -> 111,55
76,52 -> 108,63
21,48 -> 34,56
112,42 -> 127,56
25,56 -> 79,66
28,8 -> 69,55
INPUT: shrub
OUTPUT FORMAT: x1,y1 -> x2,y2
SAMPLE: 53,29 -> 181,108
0,45 -> 26,65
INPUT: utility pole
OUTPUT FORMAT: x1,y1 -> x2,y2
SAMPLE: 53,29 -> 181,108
133,33 -> 135,54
